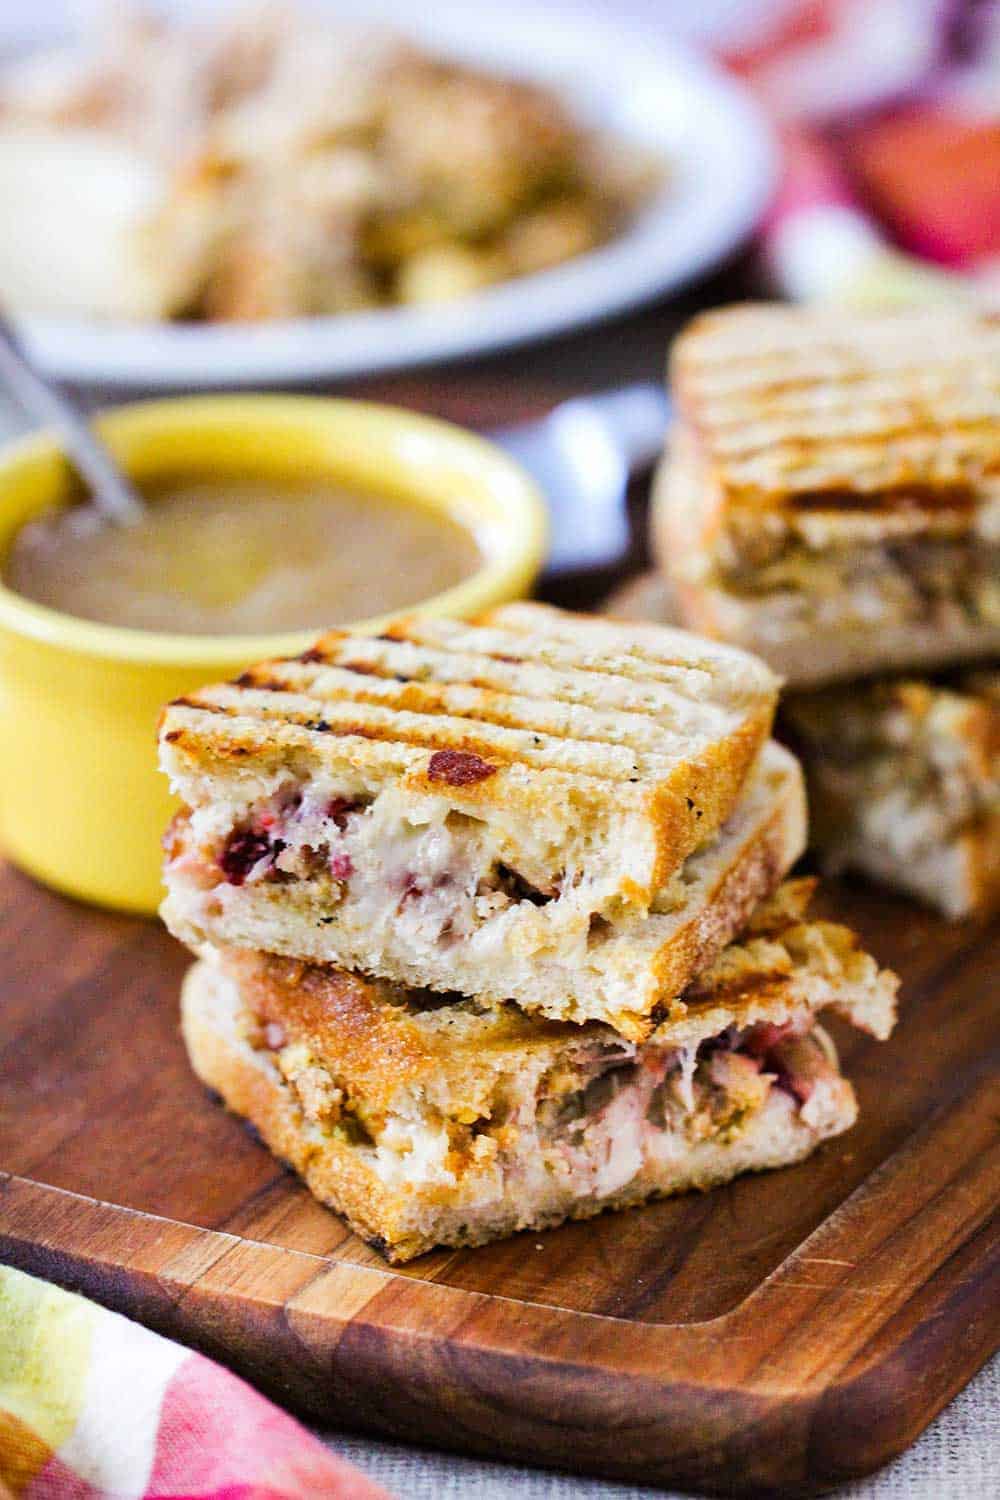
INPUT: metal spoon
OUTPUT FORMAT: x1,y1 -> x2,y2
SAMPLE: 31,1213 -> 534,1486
0,313 -> 144,526
0,327 -> 666,561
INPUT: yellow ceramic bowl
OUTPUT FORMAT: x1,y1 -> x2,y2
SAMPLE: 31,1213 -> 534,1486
0,395 -> 546,914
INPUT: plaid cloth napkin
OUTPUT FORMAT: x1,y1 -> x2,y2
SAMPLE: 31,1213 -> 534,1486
0,1265 -> 392,1500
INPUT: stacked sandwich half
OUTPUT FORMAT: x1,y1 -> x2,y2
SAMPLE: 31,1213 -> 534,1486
615,304 -> 1000,920
159,603 -> 896,1262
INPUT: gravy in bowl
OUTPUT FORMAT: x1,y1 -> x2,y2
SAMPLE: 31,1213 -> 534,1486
5,475 -> 482,635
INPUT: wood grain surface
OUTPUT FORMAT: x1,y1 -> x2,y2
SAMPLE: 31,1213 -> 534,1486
1,366 -> 998,1496
1,851 -> 998,1496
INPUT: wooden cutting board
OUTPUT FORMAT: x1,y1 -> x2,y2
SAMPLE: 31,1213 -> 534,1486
1,857 -> 997,1496
0,370 -> 995,1492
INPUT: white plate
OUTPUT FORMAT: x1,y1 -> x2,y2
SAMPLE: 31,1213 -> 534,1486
7,1 -> 775,388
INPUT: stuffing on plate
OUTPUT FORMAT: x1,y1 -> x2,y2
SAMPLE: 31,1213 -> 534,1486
0,1 -> 660,321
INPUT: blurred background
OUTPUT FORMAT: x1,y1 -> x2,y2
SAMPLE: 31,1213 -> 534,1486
0,0 -> 996,589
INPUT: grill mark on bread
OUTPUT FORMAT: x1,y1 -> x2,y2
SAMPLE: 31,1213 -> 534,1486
671,306 -> 1000,515
726,482 -> 980,511
685,352 -> 1000,388
390,628 -> 705,686
710,420 -> 999,466
196,662 -> 735,762
168,696 -> 226,712
338,660 -> 409,683
258,640 -> 738,728
173,690 -> 675,783
158,603 -> 781,918
174,694 -> 533,767
342,606 -> 776,701
165,603 -> 779,791
485,606 -> 757,682
691,366 -> 1000,425
230,671 -> 294,693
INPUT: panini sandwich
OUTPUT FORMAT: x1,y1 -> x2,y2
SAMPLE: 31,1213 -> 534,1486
602,583 -> 1000,919
160,604 -> 800,1038
784,670 -> 1000,919
655,304 -> 1000,688
182,881 -> 897,1262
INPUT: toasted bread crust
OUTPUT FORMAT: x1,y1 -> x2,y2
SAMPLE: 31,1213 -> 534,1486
219,950 -> 571,1120
183,979 -> 858,1261
162,742 -> 808,1038
182,900 -> 881,1261
641,781 -> 805,1028
159,601 -> 779,908
651,438 -> 1000,687
669,303 -> 1000,514
215,877 -> 896,1119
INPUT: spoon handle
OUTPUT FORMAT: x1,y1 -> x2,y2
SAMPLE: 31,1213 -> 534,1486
0,314 -> 144,526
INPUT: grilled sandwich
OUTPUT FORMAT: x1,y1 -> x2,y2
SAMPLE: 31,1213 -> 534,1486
654,304 -> 1000,688
160,603 -> 796,1039
601,583 -> 1000,919
181,880 -> 897,1263
784,669 -> 1000,919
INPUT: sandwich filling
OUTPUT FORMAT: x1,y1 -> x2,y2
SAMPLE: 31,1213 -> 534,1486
158,601 -> 783,929
237,992 -> 851,1201
693,520 -> 1000,639
783,673 -> 1000,913
183,881 -> 896,1257
162,742 -> 807,1036
164,756 -> 771,960
171,777 -> 576,918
